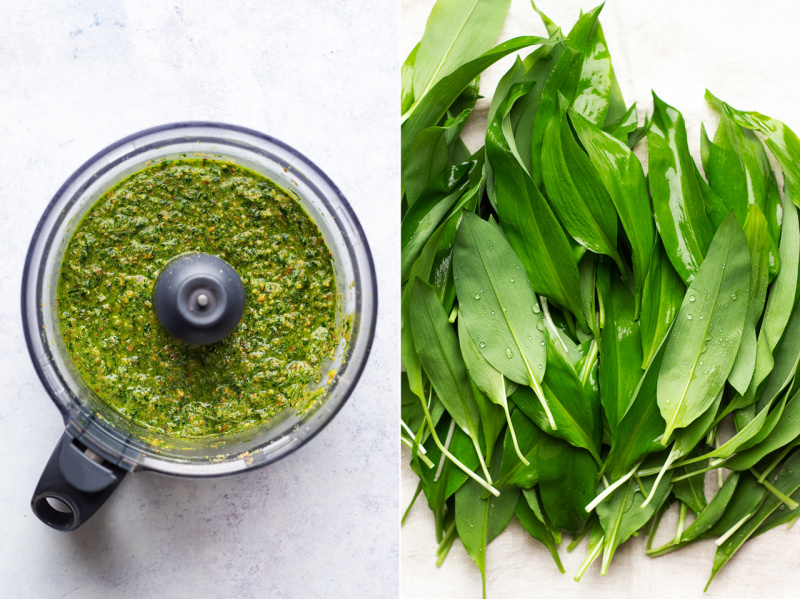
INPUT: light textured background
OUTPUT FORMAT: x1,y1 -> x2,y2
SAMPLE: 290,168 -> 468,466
0,1 -> 398,598
401,0 -> 800,597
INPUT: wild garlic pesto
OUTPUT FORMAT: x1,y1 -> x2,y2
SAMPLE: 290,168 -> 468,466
58,159 -> 337,438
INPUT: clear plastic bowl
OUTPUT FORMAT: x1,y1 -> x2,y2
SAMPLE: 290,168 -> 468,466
23,123 -> 377,483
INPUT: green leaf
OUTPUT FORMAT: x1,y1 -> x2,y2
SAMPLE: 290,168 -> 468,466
729,205 -> 771,393
640,239 -> 685,369
541,95 -> 623,270
409,0 -> 512,118
512,335 -> 602,464
571,19 -> 613,127
679,471 -> 741,544
598,268 -> 644,431
401,43 -> 420,115
401,160 -> 474,281
515,492 -> 565,573
455,477 -> 520,597
494,408 -> 542,488
657,212 -> 751,442
410,279 -> 483,450
673,456 -> 709,516
707,449 -> 800,589
402,35 -> 559,155
529,5 -> 604,188
647,92 -> 714,284
403,108 -> 472,205
570,108 -> 655,316
761,186 -> 799,352
538,434 -> 599,534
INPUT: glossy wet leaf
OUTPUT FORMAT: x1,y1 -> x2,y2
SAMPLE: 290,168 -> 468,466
648,92 -> 714,284
408,0 -> 512,118
729,205 -> 770,394
761,187 -> 799,352
454,212 -> 547,387
679,471 -> 740,543
598,268 -> 644,431
410,279 -> 482,448
455,476 -> 520,597
401,43 -> 419,115
570,108 -> 655,315
640,239 -> 685,369
572,19 -> 613,127
486,80 -> 584,324
512,335 -> 602,464
657,212 -> 751,442
538,434 -> 599,534
542,95 -> 623,269
529,4 -> 604,188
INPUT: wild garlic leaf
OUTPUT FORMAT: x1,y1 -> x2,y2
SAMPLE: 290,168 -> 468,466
538,434 -> 598,535
486,84 -> 584,326
401,42 -> 420,116
597,266 -> 644,431
640,239 -> 685,369
410,278 -> 483,449
657,212 -> 751,442
515,492 -> 565,573
572,19 -> 614,127
541,95 -> 624,271
729,205 -> 771,394
679,471 -> 741,543
648,92 -> 714,284
409,0 -> 512,118
494,408 -> 541,488
570,107 -> 655,316
455,476 -> 520,598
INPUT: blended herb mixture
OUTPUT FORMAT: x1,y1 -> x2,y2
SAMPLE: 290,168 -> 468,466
58,160 -> 338,438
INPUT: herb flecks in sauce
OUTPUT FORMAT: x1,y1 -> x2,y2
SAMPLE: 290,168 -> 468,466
58,160 -> 337,438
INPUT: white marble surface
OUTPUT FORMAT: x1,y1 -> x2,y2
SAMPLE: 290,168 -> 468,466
0,2 -> 398,598
402,0 -> 800,597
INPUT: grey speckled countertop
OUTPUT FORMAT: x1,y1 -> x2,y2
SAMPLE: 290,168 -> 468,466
0,2 -> 398,598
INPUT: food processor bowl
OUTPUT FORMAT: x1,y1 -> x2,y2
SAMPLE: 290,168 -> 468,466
22,123 -> 377,530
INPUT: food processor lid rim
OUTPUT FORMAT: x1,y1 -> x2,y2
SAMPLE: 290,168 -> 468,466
21,121 -> 379,473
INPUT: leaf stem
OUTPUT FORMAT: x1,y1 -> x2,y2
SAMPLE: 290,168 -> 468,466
574,534 -> 604,582
418,394 -> 500,496
501,375 -> 530,466
401,436 -> 436,469
674,502 -> 687,544
585,461 -> 641,513
434,420 -> 457,481
715,513 -> 751,546
402,482 -> 423,525
436,519 -> 458,565
751,468 -> 800,509
567,521 -> 592,552
641,446 -> 679,508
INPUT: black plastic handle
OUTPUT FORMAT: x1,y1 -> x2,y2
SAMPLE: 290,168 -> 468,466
31,432 -> 127,531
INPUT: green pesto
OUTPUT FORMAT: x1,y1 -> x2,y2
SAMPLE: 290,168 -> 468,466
58,159 -> 337,438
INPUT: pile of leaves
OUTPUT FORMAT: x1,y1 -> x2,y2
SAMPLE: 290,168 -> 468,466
401,0 -> 800,593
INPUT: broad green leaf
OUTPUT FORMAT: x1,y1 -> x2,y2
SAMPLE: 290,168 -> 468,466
757,303 -> 800,413
403,108 -> 472,205
707,450 -> 800,590
401,160 -> 474,280
579,253 -> 598,339
761,187 -> 799,351
512,335 -> 602,464
673,455 -> 709,516
679,471 -> 740,543
695,161 -> 729,230
542,95 -> 623,270
729,205 -> 771,394
495,408 -> 542,488
486,87 -> 584,325
704,471 -> 765,539
598,268 -> 644,431
658,212 -> 751,442
459,316 -> 527,465
515,494 -> 565,573
455,476 -> 520,597
648,92 -> 714,284
570,108 -> 655,316
538,434 -> 599,534
529,5 -> 603,188
410,279 -> 482,449
603,102 -> 638,144
596,471 -> 672,574
402,35 -> 559,155
640,239 -> 685,369
604,339 -> 668,480
409,0 -> 512,117
572,19 -> 613,127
